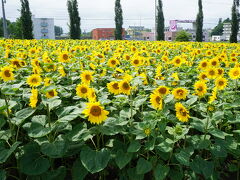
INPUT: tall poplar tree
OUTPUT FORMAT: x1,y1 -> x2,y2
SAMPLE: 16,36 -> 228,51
196,0 -> 203,42
67,0 -> 81,39
20,0 -> 33,39
115,0 -> 123,40
156,0 -> 165,41
230,0 -> 239,43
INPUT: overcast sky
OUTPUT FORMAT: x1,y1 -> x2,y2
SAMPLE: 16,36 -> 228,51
1,0 -> 233,33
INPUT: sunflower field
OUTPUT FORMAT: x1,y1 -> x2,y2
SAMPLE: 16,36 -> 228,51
0,40 -> 240,180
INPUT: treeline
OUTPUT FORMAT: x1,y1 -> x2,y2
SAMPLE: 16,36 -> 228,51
1,0 -> 239,42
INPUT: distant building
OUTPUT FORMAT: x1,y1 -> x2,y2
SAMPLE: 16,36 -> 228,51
142,32 -> 155,41
222,22 -> 240,41
126,26 -> 152,40
211,35 -> 221,42
92,28 -> 125,40
32,16 -> 55,39
164,28 -> 210,42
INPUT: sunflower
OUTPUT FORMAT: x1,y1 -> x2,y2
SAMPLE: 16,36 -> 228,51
0,66 -> 15,82
10,59 -> 22,69
215,77 -> 228,90
46,89 -> 58,98
82,102 -> 109,124
175,102 -> 190,122
58,66 -> 66,77
206,68 -> 218,79
131,57 -> 142,67
198,72 -> 208,81
59,51 -> 70,63
29,89 -> 38,108
150,93 -> 163,110
229,67 -> 240,80
217,68 -> 224,76
172,87 -> 188,100
87,88 -> 97,102
44,78 -> 51,86
210,58 -> 219,67
107,81 -> 120,95
107,58 -> 120,68
31,59 -> 41,67
161,55 -> 169,62
172,56 -> 183,67
154,86 -> 170,97
123,54 -> 131,61
194,81 -> 207,97
27,74 -> 42,87
209,87 -> 218,104
80,70 -> 94,85
119,80 -> 131,95
198,60 -> 208,70
76,84 -> 90,99
206,50 -> 213,56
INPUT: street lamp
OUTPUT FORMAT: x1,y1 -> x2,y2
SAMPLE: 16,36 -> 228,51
1,0 -> 8,38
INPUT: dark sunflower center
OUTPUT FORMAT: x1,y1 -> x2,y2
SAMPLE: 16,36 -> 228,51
48,90 -> 55,97
133,60 -> 139,64
112,83 -> 119,90
62,54 -> 68,60
81,87 -> 87,93
218,81 -> 224,86
181,111 -> 187,116
197,86 -> 203,91
4,70 -> 11,77
209,70 -> 215,76
85,74 -> 91,81
212,61 -> 217,66
90,106 -> 101,116
126,55 -> 130,60
122,82 -> 130,90
158,88 -> 167,95
202,62 -> 207,67
155,96 -> 161,104
218,69 -> 223,75
233,71 -> 239,76
13,61 -> 21,67
175,59 -> 181,64
201,74 -> 207,79
111,60 -> 116,65
177,90 -> 184,95
31,78 -> 38,83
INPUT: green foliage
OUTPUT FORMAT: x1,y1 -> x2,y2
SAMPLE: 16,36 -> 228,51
54,26 -> 63,36
196,0 -> 203,42
175,30 -> 191,42
0,18 -> 22,39
20,0 -> 33,39
156,0 -> 165,41
230,0 -> 239,43
67,0 -> 81,39
115,0 -> 123,40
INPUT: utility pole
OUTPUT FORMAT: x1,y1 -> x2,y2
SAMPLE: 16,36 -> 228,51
1,0 -> 8,38
155,0 -> 157,40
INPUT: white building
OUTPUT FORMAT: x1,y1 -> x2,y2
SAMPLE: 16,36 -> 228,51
32,16 -> 55,39
222,22 -> 240,41
211,35 -> 221,42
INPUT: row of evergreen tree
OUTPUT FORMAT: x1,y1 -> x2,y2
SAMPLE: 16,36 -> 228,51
5,0 -> 240,42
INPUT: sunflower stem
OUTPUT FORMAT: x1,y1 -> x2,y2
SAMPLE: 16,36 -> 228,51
4,94 -> 14,142
47,104 -> 53,143
130,92 -> 133,122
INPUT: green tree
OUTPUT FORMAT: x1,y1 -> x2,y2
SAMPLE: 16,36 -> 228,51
54,26 -> 63,36
230,0 -> 239,43
115,0 -> 123,40
20,0 -> 33,39
211,18 -> 223,36
67,0 -> 81,39
156,0 -> 165,41
196,0 -> 203,42
175,30 -> 191,42
0,18 -> 11,37
8,18 -> 22,39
